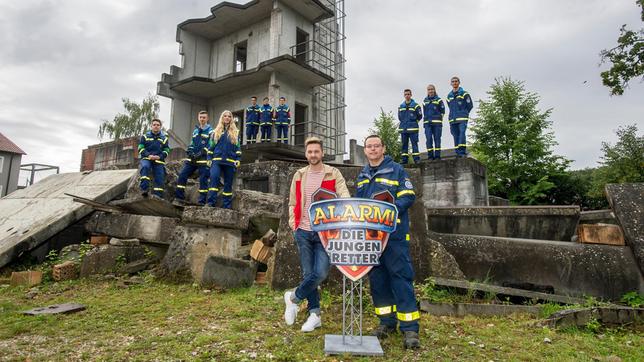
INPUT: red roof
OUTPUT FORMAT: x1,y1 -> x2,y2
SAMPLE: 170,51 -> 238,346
0,132 -> 26,155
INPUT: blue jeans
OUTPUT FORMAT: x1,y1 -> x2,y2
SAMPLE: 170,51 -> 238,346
293,229 -> 330,314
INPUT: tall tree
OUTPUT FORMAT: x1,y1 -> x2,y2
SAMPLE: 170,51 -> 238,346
98,94 -> 160,140
600,0 -> 644,95
369,108 -> 402,163
590,124 -> 644,196
471,77 -> 570,204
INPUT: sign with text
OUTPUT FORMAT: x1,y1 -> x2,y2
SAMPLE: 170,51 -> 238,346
309,191 -> 398,281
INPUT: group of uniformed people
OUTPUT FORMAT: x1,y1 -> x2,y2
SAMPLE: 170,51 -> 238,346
244,96 -> 292,144
137,110 -> 241,209
398,76 -> 473,163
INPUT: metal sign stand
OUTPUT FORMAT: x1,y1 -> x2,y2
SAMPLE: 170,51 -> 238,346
324,276 -> 384,356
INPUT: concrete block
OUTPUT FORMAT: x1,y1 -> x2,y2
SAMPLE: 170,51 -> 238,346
579,209 -> 616,224
418,157 -> 488,207
110,196 -> 181,218
85,212 -> 179,244
605,183 -> 644,273
233,189 -> 284,217
182,206 -> 249,230
435,232 -> 644,300
200,255 -> 257,289
577,224 -> 625,246
79,244 -> 147,277
426,206 -> 580,241
158,225 -> 242,283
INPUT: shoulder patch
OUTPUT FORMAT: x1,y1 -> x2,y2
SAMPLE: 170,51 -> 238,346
404,180 -> 413,189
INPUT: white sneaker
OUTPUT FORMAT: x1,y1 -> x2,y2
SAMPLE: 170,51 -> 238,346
301,313 -> 322,332
284,291 -> 298,325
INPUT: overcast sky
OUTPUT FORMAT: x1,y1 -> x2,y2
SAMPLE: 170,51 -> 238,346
1,0 -> 642,184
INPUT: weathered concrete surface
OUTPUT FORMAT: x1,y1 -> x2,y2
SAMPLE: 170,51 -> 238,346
426,206 -> 580,241
418,157 -> 488,207
233,189 -> 284,217
124,160 -> 188,202
605,183 -> 644,274
435,232 -> 644,300
200,255 -> 257,289
182,206 -> 249,230
0,170 -> 135,268
158,225 -> 242,282
79,244 -> 147,277
579,209 -> 617,225
419,301 -> 541,317
85,212 -> 179,244
110,196 -> 181,218
543,307 -> 644,328
267,166 -> 466,289
488,196 -> 510,206
237,160 -> 302,197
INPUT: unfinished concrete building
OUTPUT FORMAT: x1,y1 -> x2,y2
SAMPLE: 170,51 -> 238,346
157,0 -> 347,162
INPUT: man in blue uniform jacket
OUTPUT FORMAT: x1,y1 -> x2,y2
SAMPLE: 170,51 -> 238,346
446,76 -> 473,157
245,96 -> 261,144
422,84 -> 445,160
173,111 -> 213,206
398,89 -> 423,164
355,134 -> 420,349
275,97 -> 291,144
138,119 -> 170,199
259,97 -> 274,143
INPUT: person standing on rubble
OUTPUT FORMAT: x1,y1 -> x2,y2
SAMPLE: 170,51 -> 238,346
356,134 -> 421,349
259,97 -> 275,143
274,96 -> 291,144
283,136 -> 350,332
173,111 -> 213,206
398,89 -> 423,164
446,76 -> 473,157
206,110 -> 241,209
138,118 -> 170,199
244,96 -> 261,144
423,84 -> 445,160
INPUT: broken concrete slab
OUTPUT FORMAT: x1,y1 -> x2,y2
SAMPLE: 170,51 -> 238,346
109,195 -> 182,218
85,212 -> 179,244
419,301 -> 541,317
431,277 -> 585,305
542,306 -> 644,328
605,183 -> 644,273
0,170 -> 135,268
426,206 -> 580,241
435,232 -> 644,300
120,258 -> 153,274
158,225 -> 242,282
79,244 -> 147,277
23,303 -> 86,316
579,209 -> 617,224
200,255 -> 257,289
109,237 -> 140,246
182,206 -> 249,230
418,157 -> 489,207
233,189 -> 285,217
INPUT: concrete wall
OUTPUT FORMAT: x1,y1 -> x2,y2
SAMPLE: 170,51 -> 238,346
277,3 -> 315,57
426,206 -> 581,241
176,31 -> 212,80
420,157 -> 489,207
0,152 -> 22,197
210,18 -> 271,78
348,139 -> 367,166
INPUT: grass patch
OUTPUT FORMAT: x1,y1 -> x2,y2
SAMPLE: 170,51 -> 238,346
0,276 -> 641,361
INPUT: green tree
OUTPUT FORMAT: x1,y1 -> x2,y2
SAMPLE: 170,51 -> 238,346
98,93 -> 160,140
369,108 -> 402,163
471,77 -> 570,205
600,0 -> 644,95
590,124 -> 644,196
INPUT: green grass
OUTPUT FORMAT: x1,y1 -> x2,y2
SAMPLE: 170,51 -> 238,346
0,276 -> 642,361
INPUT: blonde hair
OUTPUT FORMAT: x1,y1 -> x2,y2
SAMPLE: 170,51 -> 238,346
213,110 -> 239,143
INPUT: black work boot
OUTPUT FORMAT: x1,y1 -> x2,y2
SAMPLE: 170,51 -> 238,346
372,324 -> 396,339
403,331 -> 420,349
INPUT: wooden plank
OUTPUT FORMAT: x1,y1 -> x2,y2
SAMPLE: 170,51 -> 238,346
110,196 -> 181,218
419,301 -> 541,317
66,193 -> 125,213
577,224 -> 625,246
432,277 -> 585,305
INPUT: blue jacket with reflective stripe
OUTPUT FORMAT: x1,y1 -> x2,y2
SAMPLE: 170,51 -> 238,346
187,124 -> 213,160
246,105 -> 261,125
398,99 -> 423,133
355,156 -> 416,241
422,95 -> 445,126
446,87 -> 473,123
259,104 -> 274,125
275,104 -> 291,125
138,131 -> 170,161
208,128 -> 241,167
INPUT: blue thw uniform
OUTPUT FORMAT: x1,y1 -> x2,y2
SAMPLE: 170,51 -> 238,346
398,99 -> 423,164
207,128 -> 241,208
259,104 -> 275,142
355,155 -> 419,333
446,87 -> 473,157
422,95 -> 446,160
175,124 -> 213,205
138,130 -> 170,197
275,104 -> 291,144
245,104 -> 261,144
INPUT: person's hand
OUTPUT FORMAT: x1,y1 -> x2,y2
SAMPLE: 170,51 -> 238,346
235,160 -> 240,168
149,155 -> 160,160
207,160 -> 212,167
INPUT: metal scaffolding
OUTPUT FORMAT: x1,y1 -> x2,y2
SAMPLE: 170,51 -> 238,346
290,0 -> 347,158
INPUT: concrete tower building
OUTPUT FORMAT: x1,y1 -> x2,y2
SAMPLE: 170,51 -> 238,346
158,0 -> 346,162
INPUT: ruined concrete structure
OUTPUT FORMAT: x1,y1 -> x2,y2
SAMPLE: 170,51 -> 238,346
157,0 -> 347,161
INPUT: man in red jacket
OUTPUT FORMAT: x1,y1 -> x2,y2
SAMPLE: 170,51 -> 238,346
284,136 -> 350,332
